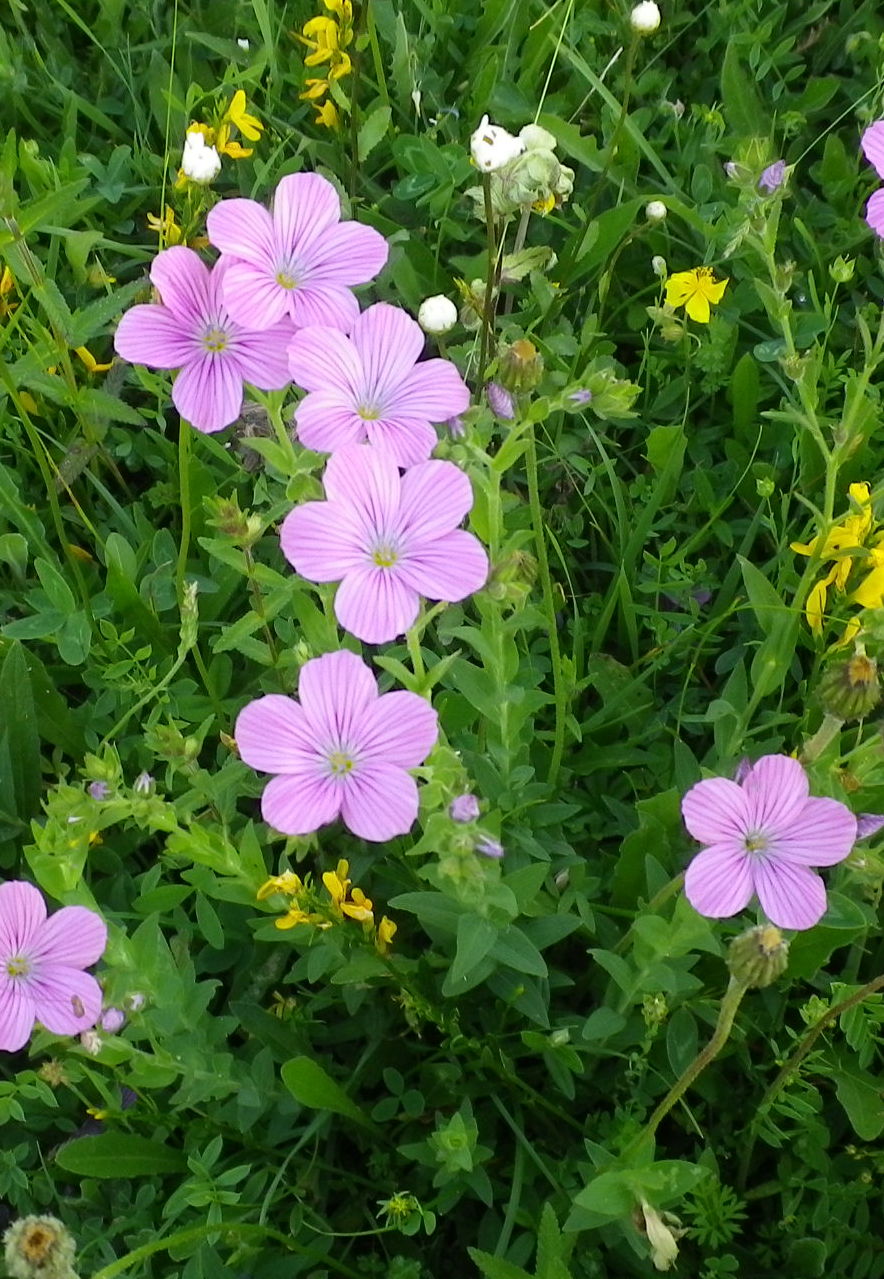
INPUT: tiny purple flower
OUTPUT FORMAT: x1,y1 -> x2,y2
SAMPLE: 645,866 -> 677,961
235,650 -> 439,842
100,1007 -> 126,1034
125,992 -> 146,1012
861,122 -> 884,238
568,389 -> 593,406
114,247 -> 294,434
450,794 -> 480,823
681,754 -> 857,930
0,881 -> 107,1052
133,771 -> 154,796
758,159 -> 786,193
88,781 -> 110,801
476,836 -> 504,860
287,302 -> 470,467
486,382 -> 515,420
279,443 -> 489,645
724,161 -> 740,179
206,172 -> 389,332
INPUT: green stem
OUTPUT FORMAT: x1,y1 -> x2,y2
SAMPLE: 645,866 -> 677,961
800,712 -> 844,764
365,0 -> 389,106
176,421 -> 192,608
477,172 -> 497,389
89,1221 -> 363,1279
626,977 -> 750,1157
525,422 -> 567,786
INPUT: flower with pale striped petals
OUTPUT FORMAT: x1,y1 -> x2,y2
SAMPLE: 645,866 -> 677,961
681,755 -> 857,930
280,443 -> 488,644
287,302 -> 470,466
861,122 -> 884,238
235,650 -> 438,841
206,171 -> 388,332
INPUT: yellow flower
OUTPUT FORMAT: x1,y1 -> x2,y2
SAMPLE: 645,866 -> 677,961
323,0 -> 353,19
300,78 -> 330,101
322,858 -> 351,907
300,15 -> 341,64
74,347 -> 113,374
664,267 -> 729,323
313,99 -> 341,129
792,483 -> 875,634
275,906 -> 314,930
376,915 -> 397,954
533,193 -> 556,215
342,887 -> 374,922
852,542 -> 884,609
224,89 -> 263,142
322,859 -> 374,921
147,207 -> 184,246
1,265 -> 19,318
257,871 -> 304,901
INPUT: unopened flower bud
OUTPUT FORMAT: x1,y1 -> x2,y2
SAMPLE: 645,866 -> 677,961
133,771 -> 154,796
445,414 -> 466,438
630,1 -> 661,34
476,836 -> 504,859
486,381 -> 515,420
498,338 -> 544,392
651,254 -> 667,278
470,115 -> 525,172
79,1029 -> 102,1055
645,199 -> 667,223
728,924 -> 789,988
549,1028 -> 570,1047
829,255 -> 855,284
819,653 -> 881,720
519,123 -> 557,152
450,794 -> 481,823
758,159 -> 786,194
181,131 -> 221,184
417,294 -> 458,336
125,992 -> 146,1012
100,1007 -> 126,1034
3,1215 -> 78,1279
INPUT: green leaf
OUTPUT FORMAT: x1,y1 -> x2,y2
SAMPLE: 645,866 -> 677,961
55,1134 -> 186,1178
0,641 -> 41,822
281,1055 -> 367,1125
834,1057 -> 884,1140
358,105 -> 392,161
443,914 -> 499,995
467,1249 -> 531,1279
721,39 -> 766,136
491,926 -> 548,977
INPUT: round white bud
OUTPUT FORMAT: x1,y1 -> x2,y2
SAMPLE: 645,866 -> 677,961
519,123 -> 557,152
630,1 -> 661,34
417,295 -> 458,336
645,199 -> 667,222
181,131 -> 221,184
470,114 -> 525,172
651,255 -> 667,277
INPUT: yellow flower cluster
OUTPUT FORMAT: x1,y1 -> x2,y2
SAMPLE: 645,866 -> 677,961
791,482 -> 884,639
664,266 -> 728,323
0,266 -> 17,319
176,89 -> 264,189
146,206 -> 209,250
257,860 -> 396,953
297,0 -> 353,129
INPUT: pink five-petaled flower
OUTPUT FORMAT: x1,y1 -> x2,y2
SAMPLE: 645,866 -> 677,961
206,172 -> 388,333
235,649 -> 438,841
681,755 -> 857,930
287,302 -> 471,466
861,121 -> 884,237
0,881 -> 107,1053
114,247 -> 293,433
280,443 -> 488,644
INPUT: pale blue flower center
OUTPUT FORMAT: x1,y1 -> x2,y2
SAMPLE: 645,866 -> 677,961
202,324 -> 229,352
6,955 -> 30,978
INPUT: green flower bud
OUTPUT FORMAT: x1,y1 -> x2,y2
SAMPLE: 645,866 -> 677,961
498,338 -> 544,392
829,256 -> 855,284
728,924 -> 789,988
819,653 -> 881,720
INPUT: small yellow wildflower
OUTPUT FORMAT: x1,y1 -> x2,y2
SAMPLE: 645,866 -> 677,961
376,915 -> 397,954
257,870 -> 304,900
74,346 -> 113,375
322,858 -> 351,907
296,0 -> 352,128
313,99 -> 341,129
300,16 -> 343,65
791,482 -> 875,634
275,905 -> 314,931
224,89 -> 263,142
664,266 -> 729,323
342,887 -> 374,922
147,206 -> 184,246
0,266 -> 18,319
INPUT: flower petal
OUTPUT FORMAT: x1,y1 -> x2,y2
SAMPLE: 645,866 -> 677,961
861,122 -> 884,180
31,906 -> 107,968
260,773 -> 342,836
0,881 -> 46,957
287,326 -> 363,395
684,843 -> 754,918
360,690 -> 438,767
321,443 -> 400,531
334,565 -> 419,643
235,694 -> 317,774
364,416 -> 438,467
206,197 -> 277,268
300,219 -> 389,287
171,355 -> 243,433
681,777 -> 747,845
296,650 -> 378,743
114,305 -> 195,369
389,359 -> 471,423
272,172 -> 342,254
285,284 -> 360,332
866,189 -> 884,239
31,967 -> 103,1035
149,246 -> 211,324
742,755 -> 809,834
350,304 -> 424,403
753,859 -> 828,930
684,292 -> 711,323
280,500 -> 364,580
294,392 -> 367,453
0,981 -> 35,1052
397,530 -> 489,601
340,763 -> 420,841
857,812 -> 884,840
397,459 -> 475,539
773,796 -> 857,866
221,261 -> 290,330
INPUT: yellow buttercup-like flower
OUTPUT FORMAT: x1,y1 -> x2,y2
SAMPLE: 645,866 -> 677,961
664,266 -> 729,323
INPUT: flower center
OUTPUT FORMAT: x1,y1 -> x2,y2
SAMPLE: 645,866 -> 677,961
328,750 -> 355,777
201,324 -> 229,352
743,831 -> 768,853
6,955 -> 31,979
372,544 -> 399,568
275,266 -> 299,290
357,403 -> 381,421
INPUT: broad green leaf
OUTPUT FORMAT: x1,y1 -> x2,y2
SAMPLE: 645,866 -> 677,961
358,105 -> 392,161
281,1055 -> 367,1125
55,1134 -> 186,1178
0,641 -> 41,821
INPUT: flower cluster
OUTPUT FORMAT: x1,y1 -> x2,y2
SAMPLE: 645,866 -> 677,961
791,481 -> 884,639
178,90 -> 264,187
297,0 -> 353,129
258,859 -> 397,952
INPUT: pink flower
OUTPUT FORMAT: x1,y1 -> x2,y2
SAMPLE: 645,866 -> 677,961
861,122 -> 884,237
206,172 -> 388,332
235,650 -> 438,841
287,302 -> 470,466
280,444 -> 488,644
114,247 -> 293,433
0,881 -> 107,1052
681,755 -> 857,930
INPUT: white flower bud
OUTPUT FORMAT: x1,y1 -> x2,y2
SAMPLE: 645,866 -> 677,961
470,114 -> 525,172
237,37 -> 250,50
645,199 -> 667,223
651,254 -> 667,277
630,1 -> 661,33
417,294 -> 458,335
181,132 -> 221,184
518,123 -> 557,152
